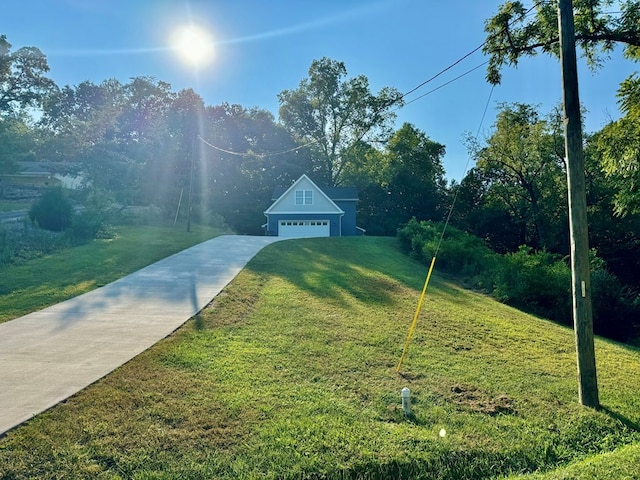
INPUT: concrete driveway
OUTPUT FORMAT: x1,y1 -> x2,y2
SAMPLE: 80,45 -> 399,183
0,235 -> 282,436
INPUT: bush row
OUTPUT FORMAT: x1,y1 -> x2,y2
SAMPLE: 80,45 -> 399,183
398,218 -> 640,342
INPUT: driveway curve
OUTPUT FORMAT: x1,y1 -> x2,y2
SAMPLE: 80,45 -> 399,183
0,235 -> 283,436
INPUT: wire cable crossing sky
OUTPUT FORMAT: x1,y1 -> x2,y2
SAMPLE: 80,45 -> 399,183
2,0 -> 636,180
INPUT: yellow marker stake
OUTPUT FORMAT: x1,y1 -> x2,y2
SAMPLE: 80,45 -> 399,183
397,256 -> 436,373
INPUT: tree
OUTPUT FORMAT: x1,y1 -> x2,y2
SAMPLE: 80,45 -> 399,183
0,34 -> 55,116
450,167 -> 524,253
596,74 -> 640,215
483,0 -> 613,408
40,77 -> 177,207
143,87 -> 202,216
382,124 -> 447,228
39,79 -> 125,159
483,1 -> 640,85
586,132 -> 640,290
0,114 -> 36,172
278,57 -> 403,186
473,103 -> 567,251
338,124 -> 447,236
202,103 -> 309,234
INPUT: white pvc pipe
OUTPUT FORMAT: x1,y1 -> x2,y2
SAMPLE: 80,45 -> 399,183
401,387 -> 411,416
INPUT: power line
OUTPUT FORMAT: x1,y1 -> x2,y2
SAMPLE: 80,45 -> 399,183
400,44 -> 486,101
397,61 -> 489,110
197,134 -> 320,158
398,0 -> 546,104
199,1 -> 546,159
396,83 -> 495,373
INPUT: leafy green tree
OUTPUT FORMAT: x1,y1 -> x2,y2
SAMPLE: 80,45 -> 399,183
37,78 -> 127,195
278,57 -> 402,186
142,87 -> 202,215
382,123 -> 447,227
585,132 -> 640,288
203,103 -> 309,234
40,79 -> 124,143
595,74 -> 640,215
0,115 -> 36,173
0,34 -> 55,116
40,77 -> 177,207
483,1 -> 640,85
450,167 -> 524,253
340,124 -> 447,236
472,103 -> 567,251
0,35 -> 54,172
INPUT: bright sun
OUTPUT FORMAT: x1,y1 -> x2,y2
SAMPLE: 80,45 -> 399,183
170,25 -> 215,67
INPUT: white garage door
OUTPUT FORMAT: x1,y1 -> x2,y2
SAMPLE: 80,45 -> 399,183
278,220 -> 330,238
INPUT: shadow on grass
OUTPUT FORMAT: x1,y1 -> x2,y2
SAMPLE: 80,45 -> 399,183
247,238 -> 407,308
600,405 -> 640,432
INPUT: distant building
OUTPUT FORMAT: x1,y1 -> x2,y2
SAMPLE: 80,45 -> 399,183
263,174 -> 363,237
0,162 -> 83,199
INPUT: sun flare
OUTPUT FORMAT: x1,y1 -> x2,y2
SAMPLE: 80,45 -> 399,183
170,25 -> 215,67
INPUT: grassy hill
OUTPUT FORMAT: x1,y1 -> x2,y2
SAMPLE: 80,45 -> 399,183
1,236 -> 639,479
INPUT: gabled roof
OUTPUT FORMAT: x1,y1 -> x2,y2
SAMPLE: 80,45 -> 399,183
271,183 -> 358,202
264,174 -> 345,215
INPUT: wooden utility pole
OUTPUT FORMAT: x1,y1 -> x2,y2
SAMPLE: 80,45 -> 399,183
186,134 -> 196,233
558,0 -> 599,408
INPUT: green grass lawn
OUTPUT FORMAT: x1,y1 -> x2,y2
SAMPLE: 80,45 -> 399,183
0,201 -> 31,213
0,236 -> 639,479
0,224 -> 225,323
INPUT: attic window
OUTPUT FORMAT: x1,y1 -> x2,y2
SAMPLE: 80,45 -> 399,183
295,189 -> 313,205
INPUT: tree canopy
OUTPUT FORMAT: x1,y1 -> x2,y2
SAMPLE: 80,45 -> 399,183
278,57 -> 403,186
0,34 -> 54,116
483,0 -> 640,85
472,103 -> 567,250
595,74 -> 640,215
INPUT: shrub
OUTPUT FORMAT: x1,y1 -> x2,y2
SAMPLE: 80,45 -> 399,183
68,188 -> 117,241
591,260 -> 640,341
0,219 -> 69,265
398,219 -> 640,342
29,187 -> 73,231
492,246 -> 572,324
115,205 -> 164,226
397,218 -> 496,277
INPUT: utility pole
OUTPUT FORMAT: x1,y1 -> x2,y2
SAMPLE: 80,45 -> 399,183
558,0 -> 599,408
186,134 -> 196,233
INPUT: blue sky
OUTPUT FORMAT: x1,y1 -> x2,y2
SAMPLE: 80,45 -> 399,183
3,0 -> 637,180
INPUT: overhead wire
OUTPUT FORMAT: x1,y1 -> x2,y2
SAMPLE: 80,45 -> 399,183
396,83 -> 495,373
398,43 -> 486,101
396,1 -> 549,372
198,1 -> 546,158
198,49 -> 489,157
198,134 -> 320,157
395,61 -> 489,111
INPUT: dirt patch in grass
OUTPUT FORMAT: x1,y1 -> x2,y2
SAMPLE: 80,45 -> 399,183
449,384 -> 515,416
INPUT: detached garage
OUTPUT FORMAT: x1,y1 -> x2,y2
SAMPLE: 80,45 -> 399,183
263,175 -> 361,238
